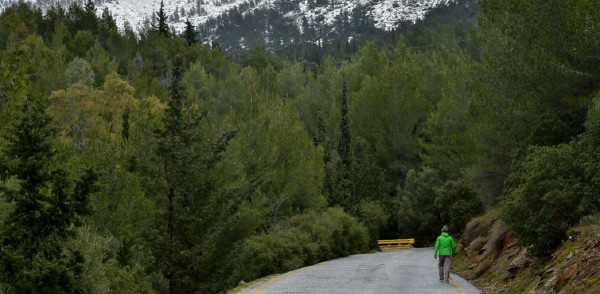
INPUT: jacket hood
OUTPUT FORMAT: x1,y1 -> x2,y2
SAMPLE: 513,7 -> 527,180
440,232 -> 450,238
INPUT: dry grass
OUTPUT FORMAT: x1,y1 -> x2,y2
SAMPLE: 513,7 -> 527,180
463,207 -> 501,245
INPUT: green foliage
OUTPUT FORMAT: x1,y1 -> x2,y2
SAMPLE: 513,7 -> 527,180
397,167 -> 442,246
435,179 -> 483,235
577,93 -> 600,214
230,207 -> 369,284
419,48 -> 475,180
0,96 -> 97,293
67,227 -> 153,294
3,0 -> 600,291
498,94 -> 600,256
66,57 -> 95,87
70,30 -> 96,58
350,41 -> 432,183
151,54 -> 233,293
203,44 -> 233,79
182,19 -> 196,45
0,50 -> 27,150
20,34 -> 68,98
229,94 -> 327,217
232,229 -> 314,281
0,2 -> 43,50
502,144 -> 583,255
86,42 -> 119,87
155,1 -> 170,37
292,208 -> 370,260
357,200 -> 389,248
470,0 -> 599,204
275,61 -> 304,100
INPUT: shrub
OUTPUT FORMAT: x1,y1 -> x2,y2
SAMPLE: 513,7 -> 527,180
435,179 -> 484,235
577,93 -> 600,214
358,200 -> 389,248
67,227 -> 154,294
291,207 -> 369,260
232,229 -> 316,281
229,207 -> 369,284
502,144 -> 583,255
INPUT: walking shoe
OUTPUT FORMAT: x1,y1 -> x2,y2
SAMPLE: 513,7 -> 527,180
444,280 -> 449,283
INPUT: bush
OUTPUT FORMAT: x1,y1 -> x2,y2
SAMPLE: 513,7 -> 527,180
357,200 -> 389,248
577,93 -> 600,214
289,207 -> 369,261
229,207 -> 369,284
67,227 -> 154,294
232,229 -> 316,281
502,144 -> 583,255
435,179 -> 483,235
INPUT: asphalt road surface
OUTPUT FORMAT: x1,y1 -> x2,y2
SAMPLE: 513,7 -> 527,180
241,248 -> 481,294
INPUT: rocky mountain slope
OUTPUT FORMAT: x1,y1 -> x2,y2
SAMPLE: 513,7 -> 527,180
1,0 -> 451,33
454,210 -> 600,294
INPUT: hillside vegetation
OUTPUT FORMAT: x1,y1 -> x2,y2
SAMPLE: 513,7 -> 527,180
0,0 -> 599,293
455,211 -> 600,293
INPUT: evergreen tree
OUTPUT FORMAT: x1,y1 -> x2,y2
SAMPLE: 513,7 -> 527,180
338,82 -> 351,166
183,18 -> 196,45
83,0 -> 98,32
122,107 -> 130,141
98,7 -> 118,42
0,96 -> 97,293
156,55 -> 188,294
396,168 -> 442,247
470,0 -> 600,204
328,82 -> 355,212
84,0 -> 96,14
153,55 -> 236,293
155,0 -> 170,37
313,111 -> 326,147
0,44 -> 27,147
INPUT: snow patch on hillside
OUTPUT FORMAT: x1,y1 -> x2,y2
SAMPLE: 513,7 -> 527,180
1,0 -> 450,33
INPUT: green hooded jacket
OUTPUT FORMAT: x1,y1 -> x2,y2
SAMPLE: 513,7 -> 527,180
434,232 -> 456,258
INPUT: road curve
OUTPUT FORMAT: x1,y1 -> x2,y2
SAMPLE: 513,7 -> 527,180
241,248 -> 481,294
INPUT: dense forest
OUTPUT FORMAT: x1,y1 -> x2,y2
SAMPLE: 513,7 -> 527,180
0,0 -> 599,293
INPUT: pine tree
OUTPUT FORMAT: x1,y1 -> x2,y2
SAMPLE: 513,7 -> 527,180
328,82 -> 355,212
83,0 -> 98,32
122,107 -> 130,141
156,55 -> 187,294
313,111 -> 326,147
156,55 -> 201,294
84,0 -> 95,13
338,82 -> 351,167
183,19 -> 196,45
0,96 -> 97,293
155,0 -> 170,37
151,54 -> 236,292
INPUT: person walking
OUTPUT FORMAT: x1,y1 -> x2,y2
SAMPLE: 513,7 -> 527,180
434,225 -> 456,283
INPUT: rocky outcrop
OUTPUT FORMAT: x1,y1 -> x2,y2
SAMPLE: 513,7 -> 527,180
454,212 -> 600,294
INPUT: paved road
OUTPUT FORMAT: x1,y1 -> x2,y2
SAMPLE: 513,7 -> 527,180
242,248 -> 480,294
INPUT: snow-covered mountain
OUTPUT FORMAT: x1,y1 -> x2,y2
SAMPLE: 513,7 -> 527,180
1,0 -> 451,34
0,0 -> 478,52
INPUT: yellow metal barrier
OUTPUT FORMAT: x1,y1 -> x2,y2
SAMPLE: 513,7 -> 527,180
378,239 -> 415,250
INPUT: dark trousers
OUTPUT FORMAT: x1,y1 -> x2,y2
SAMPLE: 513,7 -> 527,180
438,255 -> 452,281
